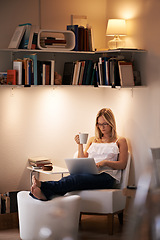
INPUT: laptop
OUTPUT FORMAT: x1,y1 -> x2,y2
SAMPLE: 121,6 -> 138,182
65,158 -> 100,175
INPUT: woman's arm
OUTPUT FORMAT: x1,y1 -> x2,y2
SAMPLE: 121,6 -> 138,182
74,135 -> 94,158
96,137 -> 128,170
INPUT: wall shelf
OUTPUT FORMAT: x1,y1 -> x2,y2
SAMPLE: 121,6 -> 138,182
0,48 -> 95,54
0,48 -> 146,87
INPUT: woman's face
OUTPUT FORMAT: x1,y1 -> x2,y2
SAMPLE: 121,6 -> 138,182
97,115 -> 111,135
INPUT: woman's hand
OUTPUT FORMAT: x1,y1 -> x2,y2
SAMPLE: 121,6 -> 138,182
96,160 -> 106,168
74,134 -> 80,145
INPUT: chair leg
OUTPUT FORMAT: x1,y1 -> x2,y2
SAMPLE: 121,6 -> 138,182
118,211 -> 123,225
108,214 -> 114,235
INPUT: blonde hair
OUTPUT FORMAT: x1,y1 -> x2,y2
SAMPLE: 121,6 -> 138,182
95,108 -> 117,142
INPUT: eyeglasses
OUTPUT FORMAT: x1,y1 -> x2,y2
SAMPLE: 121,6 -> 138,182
97,123 -> 109,127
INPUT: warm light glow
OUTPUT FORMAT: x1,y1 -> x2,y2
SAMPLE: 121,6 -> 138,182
106,19 -> 127,36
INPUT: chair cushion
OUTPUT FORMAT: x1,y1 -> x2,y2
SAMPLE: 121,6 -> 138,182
66,189 -> 126,214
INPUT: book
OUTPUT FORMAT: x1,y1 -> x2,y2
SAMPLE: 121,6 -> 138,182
37,61 -> 43,85
62,62 -> 75,85
78,26 -> 84,51
0,72 -> 7,85
27,25 -> 39,50
85,60 -> 93,85
91,62 -> 96,85
43,61 -> 53,85
67,24 -> 93,52
28,59 -> 33,85
98,57 -> 103,85
19,23 -> 32,49
45,38 -> 66,45
87,26 -> 95,51
72,61 -> 81,85
103,57 -> 110,85
36,60 -> 55,85
28,156 -> 52,167
67,25 -> 79,51
95,64 -> 100,86
50,60 -> 55,85
8,25 -> 26,49
31,32 -> 38,49
83,28 -> 87,51
13,60 -> 23,85
7,70 -> 16,85
42,62 -> 50,85
24,54 -> 37,85
118,61 -> 135,86
78,61 -> 85,85
109,59 -> 120,87
82,60 -> 89,85
23,58 -> 33,85
6,191 -> 19,213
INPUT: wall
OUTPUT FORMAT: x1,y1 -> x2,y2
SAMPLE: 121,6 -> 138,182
0,0 -> 107,193
0,0 -> 160,192
106,0 -> 160,184
0,86 -> 104,192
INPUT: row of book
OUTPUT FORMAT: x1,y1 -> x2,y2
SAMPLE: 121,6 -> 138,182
67,24 -> 94,52
2,54 -> 55,85
8,23 -> 39,50
62,57 -> 140,87
1,54 -> 140,86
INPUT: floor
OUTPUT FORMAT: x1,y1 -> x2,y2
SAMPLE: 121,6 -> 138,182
0,214 -> 125,240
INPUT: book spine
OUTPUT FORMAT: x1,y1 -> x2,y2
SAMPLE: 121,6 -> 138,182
50,60 -> 55,85
98,58 -> 103,85
67,25 -> 79,51
62,62 -> 75,85
13,61 -> 22,85
24,54 -> 38,85
7,70 -> 17,85
85,60 -> 93,85
42,64 -> 46,85
78,26 -> 84,51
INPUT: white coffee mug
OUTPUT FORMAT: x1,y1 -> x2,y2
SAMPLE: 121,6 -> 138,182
79,133 -> 88,144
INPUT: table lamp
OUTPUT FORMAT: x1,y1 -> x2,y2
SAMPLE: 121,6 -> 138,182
106,19 -> 127,49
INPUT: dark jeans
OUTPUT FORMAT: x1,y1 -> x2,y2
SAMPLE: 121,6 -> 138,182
40,172 -> 115,200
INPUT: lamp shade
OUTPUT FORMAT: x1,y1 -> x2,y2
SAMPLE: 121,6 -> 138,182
106,19 -> 127,36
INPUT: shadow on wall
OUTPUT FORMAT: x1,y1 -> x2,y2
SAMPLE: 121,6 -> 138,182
17,161 -> 31,191
125,119 -> 152,186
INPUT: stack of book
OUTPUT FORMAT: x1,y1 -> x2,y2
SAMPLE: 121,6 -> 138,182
28,157 -> 52,168
40,37 -> 67,49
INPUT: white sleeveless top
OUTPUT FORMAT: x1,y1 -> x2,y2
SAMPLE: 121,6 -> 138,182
87,141 -> 121,182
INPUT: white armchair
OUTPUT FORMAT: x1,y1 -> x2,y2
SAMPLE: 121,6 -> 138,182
66,152 -> 131,235
17,191 -> 80,240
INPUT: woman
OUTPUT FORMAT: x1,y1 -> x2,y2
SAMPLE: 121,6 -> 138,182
31,108 -> 128,201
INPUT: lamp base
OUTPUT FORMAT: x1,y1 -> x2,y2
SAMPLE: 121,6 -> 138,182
108,36 -> 125,49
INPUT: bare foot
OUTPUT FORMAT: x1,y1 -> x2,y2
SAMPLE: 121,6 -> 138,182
31,185 -> 47,200
32,175 -> 41,188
